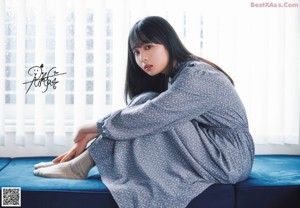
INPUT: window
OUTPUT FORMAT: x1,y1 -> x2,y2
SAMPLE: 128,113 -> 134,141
1,0 -> 117,146
0,0 -> 299,156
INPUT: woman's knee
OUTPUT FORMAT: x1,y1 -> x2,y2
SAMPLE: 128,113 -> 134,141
128,92 -> 159,107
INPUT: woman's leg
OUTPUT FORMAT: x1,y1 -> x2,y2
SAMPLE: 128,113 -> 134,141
34,92 -> 158,179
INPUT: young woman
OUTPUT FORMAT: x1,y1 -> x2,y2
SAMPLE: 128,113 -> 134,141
34,16 -> 255,208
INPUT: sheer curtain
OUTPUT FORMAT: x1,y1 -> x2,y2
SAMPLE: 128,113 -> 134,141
0,0 -> 299,157
200,2 -> 300,145
1,0 -> 113,156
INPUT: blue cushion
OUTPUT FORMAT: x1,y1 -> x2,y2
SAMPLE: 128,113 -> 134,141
2,155 -> 300,208
0,158 -> 11,171
0,157 -> 118,208
236,155 -> 300,208
0,157 -> 234,208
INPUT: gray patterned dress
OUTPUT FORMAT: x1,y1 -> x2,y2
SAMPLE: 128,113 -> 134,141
88,60 -> 255,208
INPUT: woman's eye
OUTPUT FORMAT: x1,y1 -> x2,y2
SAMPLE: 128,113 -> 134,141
145,45 -> 152,50
133,51 -> 139,55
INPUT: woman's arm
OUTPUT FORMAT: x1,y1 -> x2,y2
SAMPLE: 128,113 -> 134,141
73,123 -> 99,143
99,63 -> 230,140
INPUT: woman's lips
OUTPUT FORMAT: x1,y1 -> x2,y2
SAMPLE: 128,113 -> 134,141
144,64 -> 153,71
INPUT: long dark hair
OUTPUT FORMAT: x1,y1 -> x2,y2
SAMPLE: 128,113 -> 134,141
125,16 -> 234,103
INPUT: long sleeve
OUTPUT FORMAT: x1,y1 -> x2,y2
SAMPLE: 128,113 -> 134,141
98,62 -> 233,140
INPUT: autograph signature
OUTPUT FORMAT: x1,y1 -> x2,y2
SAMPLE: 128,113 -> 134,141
23,64 -> 66,94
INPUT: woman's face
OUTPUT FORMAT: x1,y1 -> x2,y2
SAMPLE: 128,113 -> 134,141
132,43 -> 169,76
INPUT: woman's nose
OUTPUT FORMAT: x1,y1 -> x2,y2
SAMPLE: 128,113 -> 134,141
140,51 -> 148,62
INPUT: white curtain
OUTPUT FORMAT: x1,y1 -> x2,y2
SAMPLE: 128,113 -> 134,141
201,2 -> 300,145
0,0 -> 299,157
0,0 -> 4,146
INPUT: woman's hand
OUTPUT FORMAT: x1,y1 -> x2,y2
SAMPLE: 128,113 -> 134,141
52,139 -> 87,163
52,124 -> 99,163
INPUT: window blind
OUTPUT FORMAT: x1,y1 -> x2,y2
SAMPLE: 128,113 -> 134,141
0,0 -> 299,157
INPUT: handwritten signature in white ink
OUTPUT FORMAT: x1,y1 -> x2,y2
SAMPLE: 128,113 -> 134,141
23,64 -> 66,94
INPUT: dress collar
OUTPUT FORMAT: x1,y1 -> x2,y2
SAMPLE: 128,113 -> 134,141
170,59 -> 197,84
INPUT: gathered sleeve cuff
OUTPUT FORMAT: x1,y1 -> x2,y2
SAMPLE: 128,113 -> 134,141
97,114 -> 111,135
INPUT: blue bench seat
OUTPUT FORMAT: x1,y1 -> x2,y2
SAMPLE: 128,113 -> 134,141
236,155 -> 300,208
0,155 -> 299,208
0,157 -> 233,208
0,158 -> 11,171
